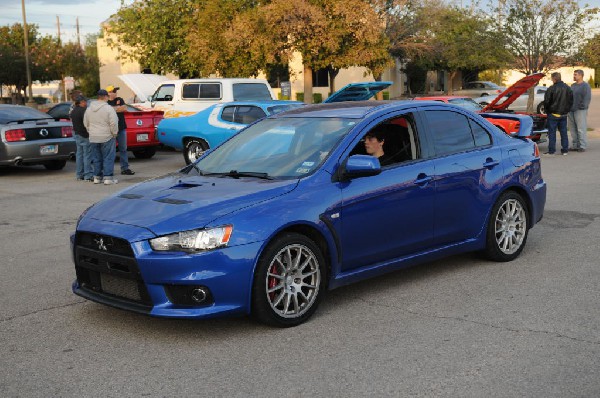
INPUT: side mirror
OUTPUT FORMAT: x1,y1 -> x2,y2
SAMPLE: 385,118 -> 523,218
339,155 -> 381,181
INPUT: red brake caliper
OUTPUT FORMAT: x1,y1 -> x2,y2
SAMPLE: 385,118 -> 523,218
268,264 -> 278,301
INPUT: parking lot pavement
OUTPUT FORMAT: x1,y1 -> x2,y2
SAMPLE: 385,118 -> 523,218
2,134 -> 600,396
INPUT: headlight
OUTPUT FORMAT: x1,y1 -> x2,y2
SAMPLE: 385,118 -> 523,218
150,225 -> 233,253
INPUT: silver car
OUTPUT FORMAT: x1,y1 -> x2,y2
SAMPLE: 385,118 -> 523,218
453,81 -> 506,97
0,104 -> 76,170
476,86 -> 547,114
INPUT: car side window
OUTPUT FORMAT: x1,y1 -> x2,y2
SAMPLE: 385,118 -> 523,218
153,84 -> 175,101
350,113 -> 420,167
425,110 -> 475,156
469,119 -> 492,147
182,83 -> 222,100
221,106 -> 236,122
234,106 -> 266,124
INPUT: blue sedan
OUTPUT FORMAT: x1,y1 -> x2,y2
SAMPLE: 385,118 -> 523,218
157,100 -> 304,164
71,101 -> 546,327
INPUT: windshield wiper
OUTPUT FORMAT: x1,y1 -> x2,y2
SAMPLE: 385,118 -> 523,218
205,170 -> 273,180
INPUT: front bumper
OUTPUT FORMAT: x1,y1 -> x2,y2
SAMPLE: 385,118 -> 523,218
71,229 -> 262,319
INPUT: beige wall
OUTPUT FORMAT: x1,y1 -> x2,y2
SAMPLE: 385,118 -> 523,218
503,67 -> 596,87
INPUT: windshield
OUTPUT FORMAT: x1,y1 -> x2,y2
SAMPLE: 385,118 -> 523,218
193,117 -> 356,179
0,106 -> 52,124
448,98 -> 483,112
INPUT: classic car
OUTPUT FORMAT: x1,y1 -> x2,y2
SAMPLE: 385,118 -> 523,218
71,100 -> 546,327
157,81 -> 394,164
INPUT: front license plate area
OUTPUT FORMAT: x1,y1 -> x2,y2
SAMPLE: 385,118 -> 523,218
137,134 -> 149,142
40,144 -> 58,155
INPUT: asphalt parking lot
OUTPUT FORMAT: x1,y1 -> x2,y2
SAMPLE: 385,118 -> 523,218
1,93 -> 600,397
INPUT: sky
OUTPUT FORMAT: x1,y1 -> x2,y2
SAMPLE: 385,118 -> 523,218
0,0 -> 133,43
1,0 -> 599,45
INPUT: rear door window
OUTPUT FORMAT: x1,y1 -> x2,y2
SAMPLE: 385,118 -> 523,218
425,110 -> 475,156
232,83 -> 272,100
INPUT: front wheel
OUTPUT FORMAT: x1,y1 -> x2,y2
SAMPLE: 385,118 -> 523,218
184,139 -> 208,165
483,192 -> 529,262
252,233 -> 326,327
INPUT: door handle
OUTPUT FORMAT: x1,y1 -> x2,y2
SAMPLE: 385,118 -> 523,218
414,173 -> 433,186
483,158 -> 500,169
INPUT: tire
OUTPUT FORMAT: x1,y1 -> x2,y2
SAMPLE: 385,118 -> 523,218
483,192 -> 529,262
43,159 -> 67,170
536,102 -> 545,114
132,147 -> 156,159
184,138 -> 208,165
252,233 -> 326,327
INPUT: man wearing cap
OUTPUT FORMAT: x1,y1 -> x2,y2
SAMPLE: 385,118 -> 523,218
84,89 -> 119,185
69,95 -> 93,181
106,85 -> 135,175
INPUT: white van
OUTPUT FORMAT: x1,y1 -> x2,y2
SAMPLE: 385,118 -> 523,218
122,76 -> 276,118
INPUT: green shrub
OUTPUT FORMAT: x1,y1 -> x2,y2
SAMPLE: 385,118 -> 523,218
296,92 -> 304,102
383,91 -> 390,100
588,76 -> 595,88
313,93 -> 322,103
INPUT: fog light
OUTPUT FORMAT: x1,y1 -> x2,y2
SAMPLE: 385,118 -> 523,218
191,287 -> 207,303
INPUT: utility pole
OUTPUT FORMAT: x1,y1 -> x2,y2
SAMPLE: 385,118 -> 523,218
21,0 -> 35,107
56,15 -> 61,43
76,17 -> 81,48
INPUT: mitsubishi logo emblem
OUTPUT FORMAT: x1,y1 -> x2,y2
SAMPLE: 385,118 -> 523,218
94,237 -> 108,251
39,128 -> 49,137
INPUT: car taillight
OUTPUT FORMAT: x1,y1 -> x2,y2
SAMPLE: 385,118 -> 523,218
61,126 -> 73,137
533,143 -> 540,158
153,117 -> 163,125
5,129 -> 26,142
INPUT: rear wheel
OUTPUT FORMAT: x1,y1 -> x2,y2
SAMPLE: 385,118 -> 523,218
252,233 -> 326,327
184,139 -> 208,165
132,147 -> 156,159
43,159 -> 67,170
483,192 -> 529,262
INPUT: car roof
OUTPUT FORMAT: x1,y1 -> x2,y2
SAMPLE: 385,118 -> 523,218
271,100 -> 417,119
414,96 -> 471,101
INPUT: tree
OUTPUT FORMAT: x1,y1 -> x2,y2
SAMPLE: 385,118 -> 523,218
579,33 -> 600,69
0,24 -> 39,101
108,0 -> 198,77
492,0 -> 598,111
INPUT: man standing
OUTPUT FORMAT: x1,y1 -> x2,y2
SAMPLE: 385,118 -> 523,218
543,72 -> 574,156
106,85 -> 135,175
568,69 -> 592,152
84,89 -> 119,185
70,95 -> 93,181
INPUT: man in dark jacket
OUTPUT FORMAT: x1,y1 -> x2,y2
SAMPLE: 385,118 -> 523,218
543,72 -> 574,156
69,95 -> 93,181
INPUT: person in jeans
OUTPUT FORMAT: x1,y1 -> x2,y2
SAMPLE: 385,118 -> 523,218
543,72 -> 573,156
69,95 -> 93,181
84,89 -> 119,185
106,85 -> 135,175
568,69 -> 592,152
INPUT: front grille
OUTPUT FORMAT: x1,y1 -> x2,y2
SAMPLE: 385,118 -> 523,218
74,232 -> 151,307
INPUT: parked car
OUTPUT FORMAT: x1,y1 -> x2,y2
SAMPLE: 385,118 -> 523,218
158,81 -> 394,164
477,85 -> 547,114
47,101 -> 164,159
415,73 -> 547,141
1,104 -> 75,169
71,100 -> 546,327
453,81 -> 505,97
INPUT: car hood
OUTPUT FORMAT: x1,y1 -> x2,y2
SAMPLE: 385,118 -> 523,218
481,73 -> 544,112
323,81 -> 393,103
82,173 -> 299,238
118,73 -> 170,101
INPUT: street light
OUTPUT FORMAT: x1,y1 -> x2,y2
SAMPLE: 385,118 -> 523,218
21,0 -> 35,107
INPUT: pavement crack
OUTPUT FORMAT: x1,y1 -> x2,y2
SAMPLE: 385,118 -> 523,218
354,296 -> 600,346
0,301 -> 86,323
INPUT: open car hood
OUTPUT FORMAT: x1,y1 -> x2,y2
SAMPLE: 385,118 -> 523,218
481,73 -> 544,112
323,81 -> 392,103
117,73 -> 170,101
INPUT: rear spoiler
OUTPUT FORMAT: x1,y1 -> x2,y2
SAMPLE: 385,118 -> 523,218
480,112 -> 535,138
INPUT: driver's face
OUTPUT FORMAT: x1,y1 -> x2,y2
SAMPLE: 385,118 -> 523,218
364,136 -> 384,155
